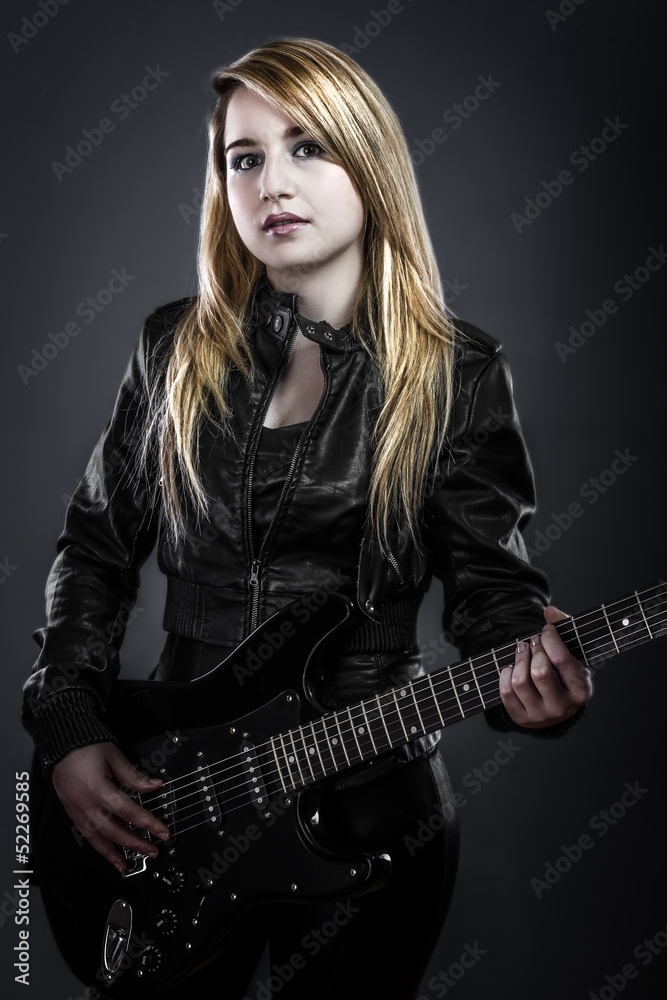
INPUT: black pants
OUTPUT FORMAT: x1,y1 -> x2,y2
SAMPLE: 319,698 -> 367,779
158,747 -> 458,1000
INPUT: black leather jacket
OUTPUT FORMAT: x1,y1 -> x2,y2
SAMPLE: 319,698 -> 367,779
23,281 -> 555,772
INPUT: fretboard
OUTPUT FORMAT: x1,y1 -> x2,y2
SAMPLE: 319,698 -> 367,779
267,581 -> 667,795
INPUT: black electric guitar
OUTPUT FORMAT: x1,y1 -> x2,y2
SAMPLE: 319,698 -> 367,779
32,582 -> 667,998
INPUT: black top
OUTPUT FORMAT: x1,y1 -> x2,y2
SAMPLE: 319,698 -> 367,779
253,421 -> 307,549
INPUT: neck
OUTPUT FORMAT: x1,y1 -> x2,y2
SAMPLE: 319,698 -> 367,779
265,247 -> 363,330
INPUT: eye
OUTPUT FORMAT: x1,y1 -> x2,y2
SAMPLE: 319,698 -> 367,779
294,141 -> 325,159
229,152 -> 262,172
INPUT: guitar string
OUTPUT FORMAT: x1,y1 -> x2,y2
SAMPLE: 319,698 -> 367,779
140,589 -> 667,821
141,586 -> 667,810
141,597 -> 667,834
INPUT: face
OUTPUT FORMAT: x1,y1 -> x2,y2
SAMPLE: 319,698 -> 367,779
223,86 -> 366,291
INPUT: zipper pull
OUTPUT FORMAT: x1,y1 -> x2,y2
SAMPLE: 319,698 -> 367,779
249,559 -> 261,588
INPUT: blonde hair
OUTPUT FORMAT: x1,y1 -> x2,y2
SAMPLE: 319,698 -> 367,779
153,37 -> 457,551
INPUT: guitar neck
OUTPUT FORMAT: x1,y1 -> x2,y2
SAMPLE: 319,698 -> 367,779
266,582 -> 667,795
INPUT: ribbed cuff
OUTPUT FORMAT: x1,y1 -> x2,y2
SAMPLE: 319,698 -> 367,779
23,688 -> 118,774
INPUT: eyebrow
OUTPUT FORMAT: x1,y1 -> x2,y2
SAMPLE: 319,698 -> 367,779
224,124 -> 305,156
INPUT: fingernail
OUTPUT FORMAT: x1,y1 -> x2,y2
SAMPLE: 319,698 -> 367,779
158,830 -> 170,841
516,641 -> 527,653
114,862 -> 124,872
530,635 -> 540,648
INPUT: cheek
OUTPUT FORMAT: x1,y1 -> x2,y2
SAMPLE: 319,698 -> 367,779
327,171 -> 365,231
226,182 -> 252,236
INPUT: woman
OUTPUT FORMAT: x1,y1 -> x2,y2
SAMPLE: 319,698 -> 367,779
23,38 -> 591,999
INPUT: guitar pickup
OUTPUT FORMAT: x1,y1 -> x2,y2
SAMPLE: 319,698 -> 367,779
151,780 -> 176,838
240,741 -> 268,810
195,758 -> 222,829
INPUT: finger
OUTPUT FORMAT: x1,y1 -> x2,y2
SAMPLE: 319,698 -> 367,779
69,795 -> 162,856
499,640 -> 534,722
543,604 -> 570,624
106,745 -> 164,793
101,782 -> 170,842
82,829 -> 133,873
539,623 -> 593,695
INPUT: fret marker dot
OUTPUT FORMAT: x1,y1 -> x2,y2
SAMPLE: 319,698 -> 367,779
358,727 -> 365,735
410,726 -> 417,734
400,689 -> 407,697
332,737 -> 338,745
309,748 -> 315,755
288,755 -> 295,763
622,618 -> 629,626
463,683 -> 470,692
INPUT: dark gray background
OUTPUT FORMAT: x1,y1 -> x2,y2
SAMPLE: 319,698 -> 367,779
2,1 -> 666,998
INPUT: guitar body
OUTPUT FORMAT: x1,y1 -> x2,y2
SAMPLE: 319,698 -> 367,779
32,594 -> 391,999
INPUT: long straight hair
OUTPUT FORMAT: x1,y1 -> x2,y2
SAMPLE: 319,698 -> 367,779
153,38 -> 458,552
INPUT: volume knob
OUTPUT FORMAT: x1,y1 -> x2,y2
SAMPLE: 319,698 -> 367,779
156,908 -> 180,936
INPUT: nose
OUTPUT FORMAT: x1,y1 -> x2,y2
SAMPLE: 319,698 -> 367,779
260,153 -> 296,202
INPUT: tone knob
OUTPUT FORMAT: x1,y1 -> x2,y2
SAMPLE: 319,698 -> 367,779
139,945 -> 164,972
156,908 -> 180,936
163,868 -> 186,894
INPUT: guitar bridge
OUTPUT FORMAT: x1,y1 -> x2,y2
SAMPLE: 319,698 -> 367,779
118,789 -> 161,878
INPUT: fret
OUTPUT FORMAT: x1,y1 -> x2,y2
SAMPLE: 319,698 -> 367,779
569,608 -> 616,666
445,664 -> 465,718
285,728 -> 308,786
277,732 -> 300,790
374,692 -> 395,746
426,675 -> 446,728
360,697 -> 393,756
394,683 -> 426,739
301,721 -> 326,781
603,593 -> 647,655
312,716 -> 338,776
644,583 -> 667,637
569,617 -> 587,664
377,689 -> 407,748
442,660 -> 484,718
476,651 -> 503,705
347,704 -> 376,760
600,603 -> 620,654
390,689 -> 410,741
268,736 -> 288,794
491,648 -> 502,676
412,675 -> 445,732
636,589 -> 654,639
469,656 -> 487,709
340,706 -> 364,765
359,703 -> 379,755
325,712 -> 350,769
294,725 -> 319,783
475,651 -> 504,710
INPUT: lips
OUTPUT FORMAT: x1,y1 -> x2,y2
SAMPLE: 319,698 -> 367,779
262,213 -> 309,234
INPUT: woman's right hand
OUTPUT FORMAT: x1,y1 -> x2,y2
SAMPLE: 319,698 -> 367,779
51,742 -> 170,871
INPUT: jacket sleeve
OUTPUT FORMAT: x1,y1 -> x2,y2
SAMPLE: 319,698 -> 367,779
22,319 -> 164,772
424,330 -> 584,737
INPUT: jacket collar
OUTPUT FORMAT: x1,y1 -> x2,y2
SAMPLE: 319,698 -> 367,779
252,276 -> 362,354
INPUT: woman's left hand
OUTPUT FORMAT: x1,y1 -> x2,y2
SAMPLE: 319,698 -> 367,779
499,605 -> 593,729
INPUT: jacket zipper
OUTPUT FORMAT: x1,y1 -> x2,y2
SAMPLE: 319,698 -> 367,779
386,547 -> 405,588
246,324 -> 331,633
